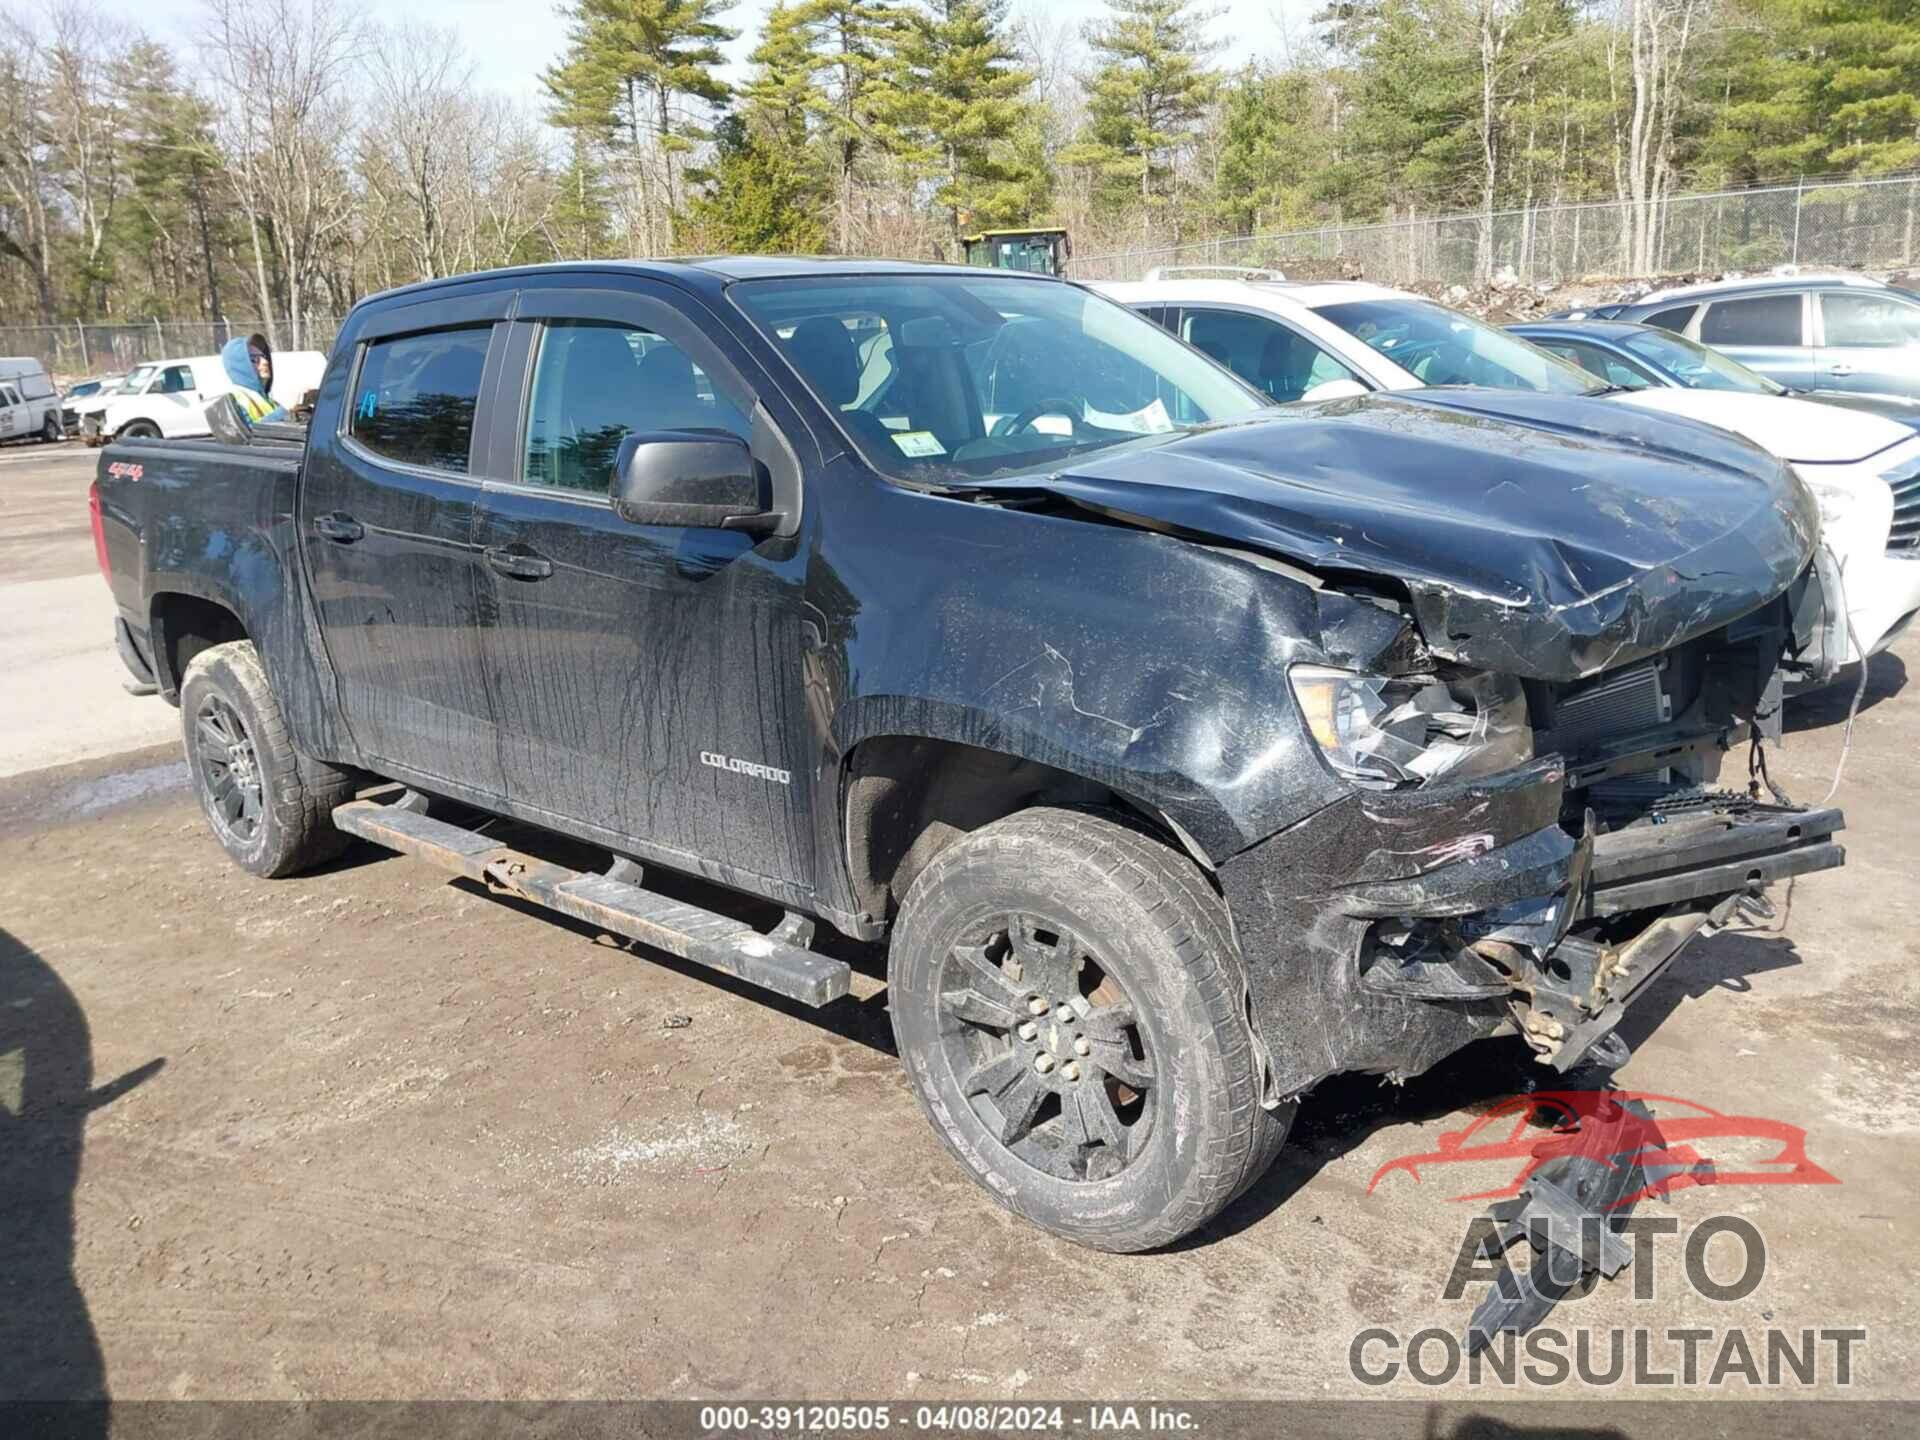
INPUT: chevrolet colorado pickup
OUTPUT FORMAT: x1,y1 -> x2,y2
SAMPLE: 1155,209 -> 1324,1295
92,258 -> 1847,1251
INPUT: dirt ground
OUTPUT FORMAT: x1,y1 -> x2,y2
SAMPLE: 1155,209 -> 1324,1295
2,448 -> 1917,1407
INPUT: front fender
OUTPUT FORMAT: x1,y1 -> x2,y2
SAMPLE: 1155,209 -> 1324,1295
820,512 -> 1361,865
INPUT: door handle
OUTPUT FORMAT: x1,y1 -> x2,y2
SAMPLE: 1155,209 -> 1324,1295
313,512 -> 363,543
1828,364 -> 1855,377
485,546 -> 553,580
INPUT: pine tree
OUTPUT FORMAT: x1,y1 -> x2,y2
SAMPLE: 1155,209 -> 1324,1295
1706,0 -> 1920,182
685,113 -> 829,252
542,0 -> 738,240
1061,0 -> 1220,220
1214,61 -> 1338,234
797,0 -> 910,252
888,0 -> 1043,236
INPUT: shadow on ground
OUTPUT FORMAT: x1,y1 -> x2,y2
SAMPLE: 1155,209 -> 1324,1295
1786,650 -> 1907,733
0,926 -> 162,1411
1183,926 -> 1803,1248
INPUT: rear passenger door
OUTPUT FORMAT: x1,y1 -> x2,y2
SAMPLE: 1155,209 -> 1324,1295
0,383 -> 21,440
472,282 -> 820,898
1815,289 -> 1920,398
298,290 -> 512,796
1695,293 -> 1818,389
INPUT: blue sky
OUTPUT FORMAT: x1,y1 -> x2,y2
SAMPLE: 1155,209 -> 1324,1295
110,0 -> 1302,108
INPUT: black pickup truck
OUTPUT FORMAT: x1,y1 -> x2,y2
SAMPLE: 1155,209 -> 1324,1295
92,257 -> 1847,1251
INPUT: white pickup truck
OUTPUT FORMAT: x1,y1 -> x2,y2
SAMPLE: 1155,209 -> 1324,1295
73,349 -> 325,445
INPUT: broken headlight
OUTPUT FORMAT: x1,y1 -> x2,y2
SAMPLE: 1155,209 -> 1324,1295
1287,665 -> 1532,790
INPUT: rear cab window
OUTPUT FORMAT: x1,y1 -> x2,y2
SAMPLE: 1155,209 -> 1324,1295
1699,295 -> 1804,346
348,327 -> 491,474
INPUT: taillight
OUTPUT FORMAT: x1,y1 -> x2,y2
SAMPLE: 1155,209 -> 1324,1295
88,479 -> 111,580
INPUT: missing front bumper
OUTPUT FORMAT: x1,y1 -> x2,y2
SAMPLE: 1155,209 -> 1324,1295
1356,805 -> 1845,1073
1218,766 -> 1846,1098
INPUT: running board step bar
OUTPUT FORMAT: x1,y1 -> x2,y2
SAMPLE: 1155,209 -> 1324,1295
331,796 -> 850,1007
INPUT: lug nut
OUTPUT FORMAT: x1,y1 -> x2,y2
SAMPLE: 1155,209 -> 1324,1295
1056,1004 -> 1074,1020
1063,1062 -> 1081,1082
1028,996 -> 1050,1016
1073,1036 -> 1091,1057
1034,1054 -> 1057,1075
1017,1022 -> 1037,1041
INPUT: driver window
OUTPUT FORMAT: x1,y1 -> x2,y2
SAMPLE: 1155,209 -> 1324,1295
523,321 -> 751,494
156,365 -> 195,394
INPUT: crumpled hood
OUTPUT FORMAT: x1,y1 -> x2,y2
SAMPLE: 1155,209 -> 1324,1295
982,390 -> 1818,681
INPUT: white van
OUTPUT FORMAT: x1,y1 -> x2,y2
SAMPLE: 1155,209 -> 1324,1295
0,357 -> 62,443
73,350 -> 326,445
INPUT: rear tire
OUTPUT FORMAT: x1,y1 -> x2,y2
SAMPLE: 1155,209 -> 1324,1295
118,419 -> 160,440
179,640 -> 358,878
889,807 -> 1292,1252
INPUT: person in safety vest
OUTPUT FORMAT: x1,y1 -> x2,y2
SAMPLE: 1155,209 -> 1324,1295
219,333 -> 286,423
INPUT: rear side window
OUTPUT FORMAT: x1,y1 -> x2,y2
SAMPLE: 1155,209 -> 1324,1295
1821,292 -> 1920,348
1643,304 -> 1697,334
349,327 -> 490,474
522,320 -> 751,493
1700,295 -> 1802,347
1180,308 -> 1361,402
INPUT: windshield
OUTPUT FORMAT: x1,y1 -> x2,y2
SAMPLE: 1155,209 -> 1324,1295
729,274 -> 1268,483
1619,326 -> 1783,394
1315,298 -> 1596,395
117,366 -> 156,394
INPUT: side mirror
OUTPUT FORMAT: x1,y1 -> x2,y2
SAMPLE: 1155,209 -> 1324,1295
610,431 -> 775,531
1300,378 -> 1369,403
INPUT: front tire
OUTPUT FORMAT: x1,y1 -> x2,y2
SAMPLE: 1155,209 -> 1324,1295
41,413 -> 60,442
118,419 -> 160,440
889,807 -> 1292,1252
179,641 -> 358,878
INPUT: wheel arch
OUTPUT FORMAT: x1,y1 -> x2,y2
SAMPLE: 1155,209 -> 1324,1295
834,719 -> 1216,931
149,588 -> 250,701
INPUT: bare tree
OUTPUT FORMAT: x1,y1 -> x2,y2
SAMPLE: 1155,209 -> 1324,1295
202,0 -> 363,347
0,9 -> 59,324
1610,0 -> 1715,273
42,3 -> 134,316
359,25 -> 473,283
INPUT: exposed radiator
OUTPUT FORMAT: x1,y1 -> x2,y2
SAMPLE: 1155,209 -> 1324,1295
1545,657 -> 1672,752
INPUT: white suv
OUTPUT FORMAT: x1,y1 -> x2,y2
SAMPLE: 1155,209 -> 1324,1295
1101,271 -> 1920,666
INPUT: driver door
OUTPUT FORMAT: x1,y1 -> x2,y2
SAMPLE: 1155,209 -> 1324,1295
472,282 -> 822,898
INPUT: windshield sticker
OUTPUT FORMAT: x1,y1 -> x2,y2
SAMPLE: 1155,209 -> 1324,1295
1084,396 -> 1174,435
891,430 -> 947,457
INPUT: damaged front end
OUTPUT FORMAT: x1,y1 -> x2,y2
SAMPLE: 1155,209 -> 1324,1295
1219,561 -> 1846,1100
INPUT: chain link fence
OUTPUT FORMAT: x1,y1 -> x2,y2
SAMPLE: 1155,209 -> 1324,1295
0,316 -> 343,381
1070,173 -> 1920,289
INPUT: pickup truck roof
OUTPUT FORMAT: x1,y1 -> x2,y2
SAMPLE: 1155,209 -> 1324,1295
365,255 -> 1011,312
